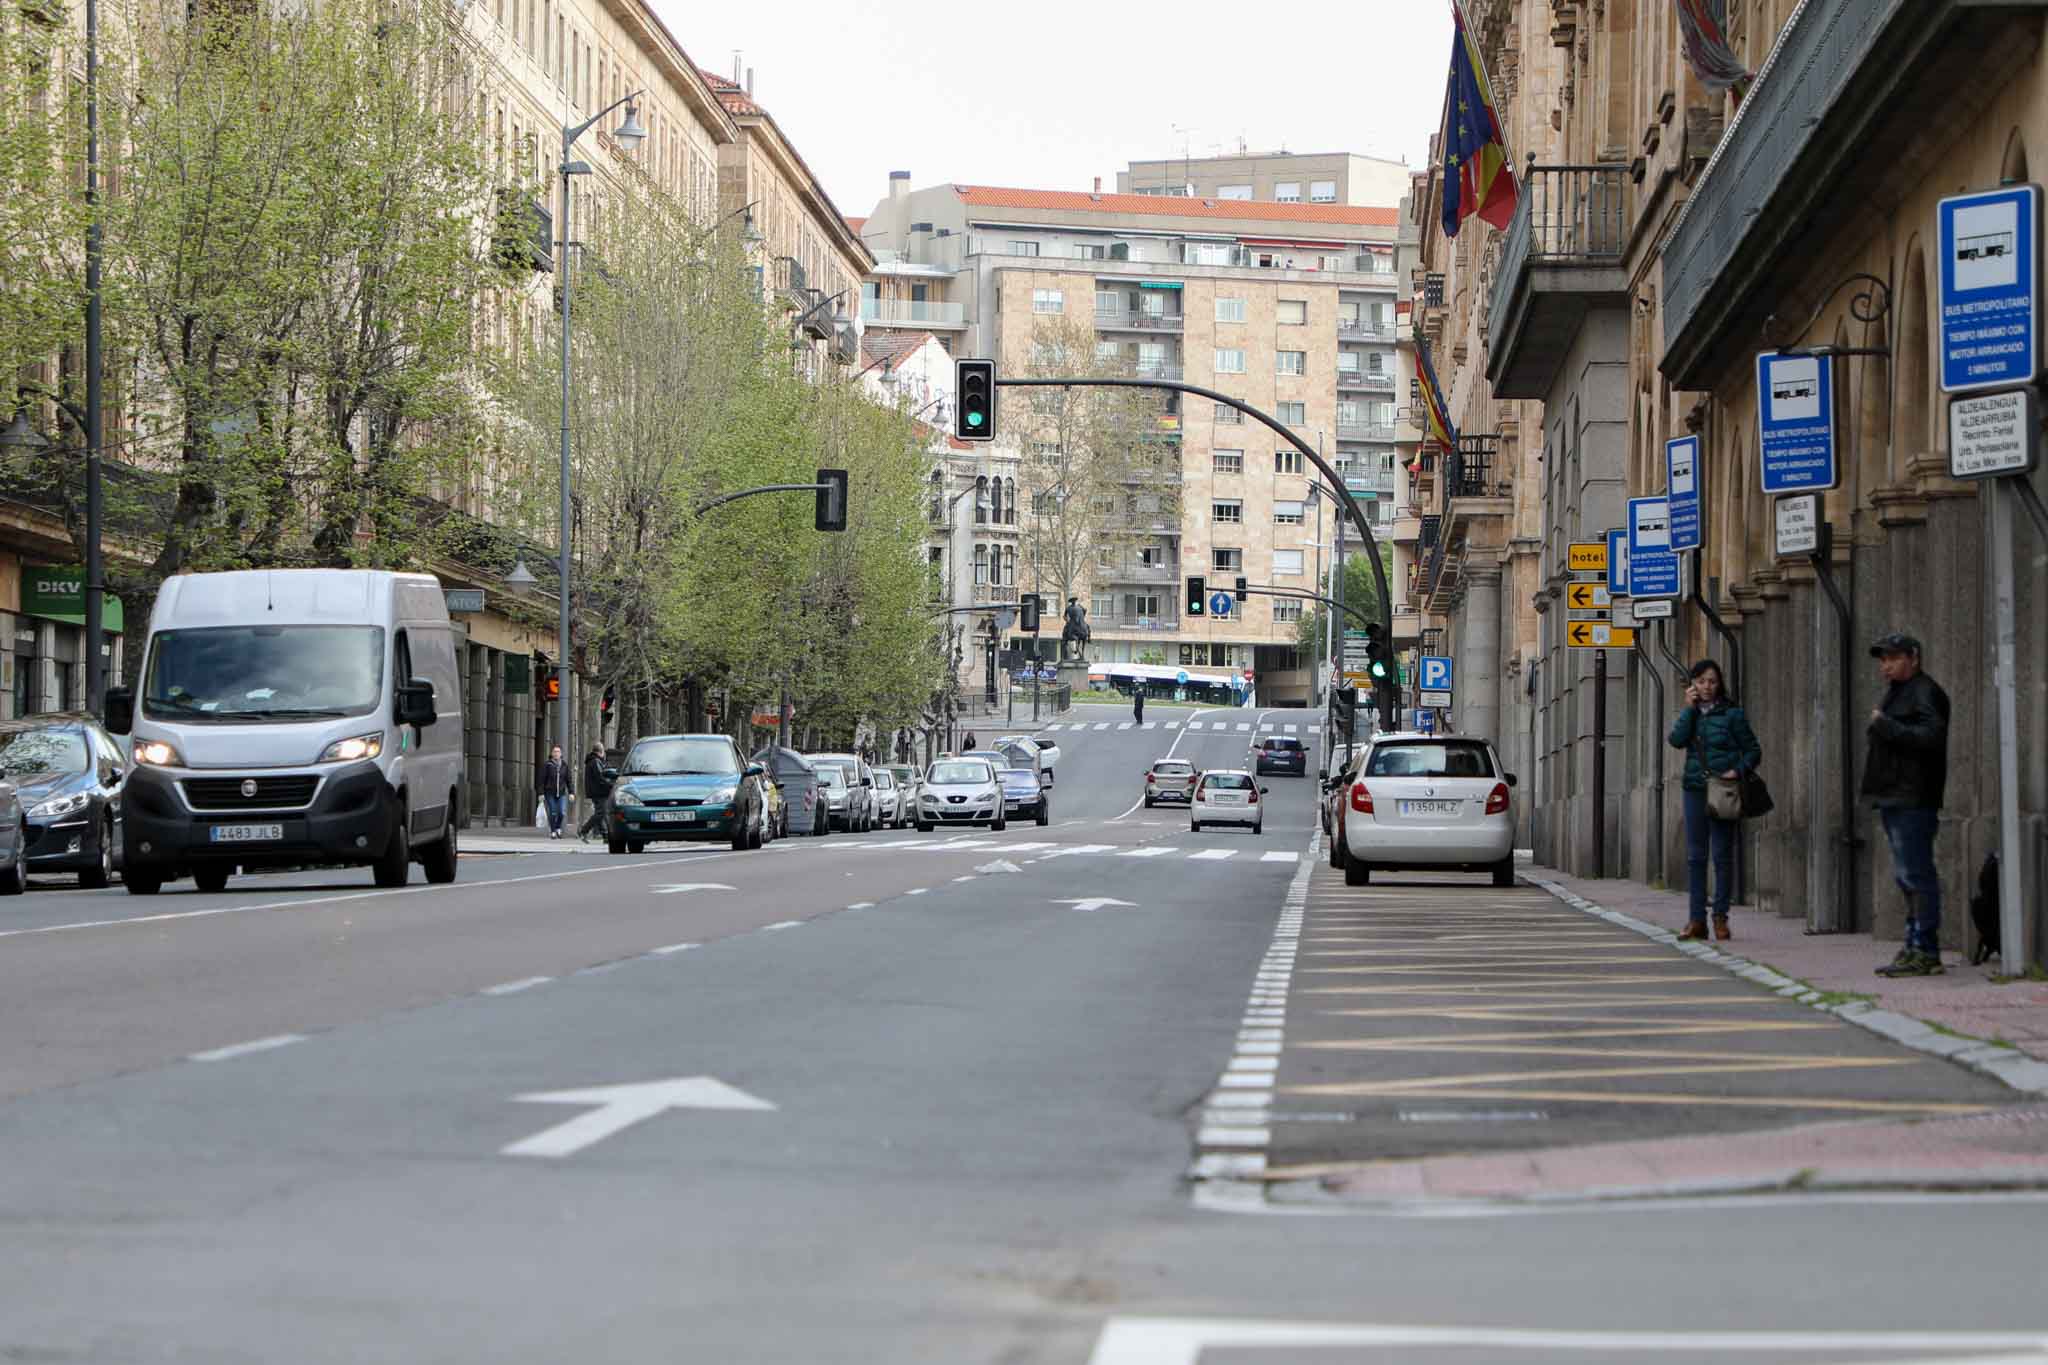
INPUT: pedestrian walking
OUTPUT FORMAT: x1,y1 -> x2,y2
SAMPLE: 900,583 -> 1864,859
538,744 -> 573,840
578,742 -> 612,842
1667,659 -> 1761,941
1132,687 -> 1145,724
1862,632 -> 1952,977
961,729 -> 978,752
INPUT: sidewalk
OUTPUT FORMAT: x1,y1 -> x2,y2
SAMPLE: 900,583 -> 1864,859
462,826 -> 601,855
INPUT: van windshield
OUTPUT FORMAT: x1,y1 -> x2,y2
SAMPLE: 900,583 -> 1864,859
143,626 -> 384,721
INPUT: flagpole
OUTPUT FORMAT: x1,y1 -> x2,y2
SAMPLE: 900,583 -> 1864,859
1449,0 -> 1516,168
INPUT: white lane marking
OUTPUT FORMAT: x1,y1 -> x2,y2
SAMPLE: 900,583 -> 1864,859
905,888 -> 929,896
1307,725 -> 1321,734
844,902 -> 875,910
1235,722 -> 1252,732
482,976 -> 553,996
1163,720 -> 1181,729
1141,722 -> 1157,730
1086,1320 -> 2048,1363
649,942 -> 699,955
188,1034 -> 306,1063
995,842 -> 1059,852
1044,724 -> 1064,731
760,920 -> 803,931
503,1076 -> 775,1160
1117,722 -> 1134,730
1119,846 -> 1179,858
1285,723 -> 1299,733
1259,724 -> 1274,732
953,875 -> 976,882
1037,843 -> 1115,859
1259,851 -> 1301,863
0,850 -> 745,942
935,839 -> 995,849
1093,723 -> 1111,731
1189,848 -> 1236,861
1186,722 -> 1203,731
1055,897 -> 1138,913
650,883 -> 736,895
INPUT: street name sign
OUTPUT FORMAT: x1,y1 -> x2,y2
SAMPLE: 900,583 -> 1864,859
1568,541 -> 1608,573
1665,434 -> 1703,551
1756,351 -> 1838,493
1626,497 -> 1682,599
1566,621 -> 1634,649
1565,583 -> 1610,610
1418,688 -> 1453,708
1418,655 -> 1454,691
1948,385 -> 2040,479
443,588 -> 485,614
1606,529 -> 1629,597
1774,492 -> 1823,557
1938,183 -> 2042,393
1626,597 -> 1674,621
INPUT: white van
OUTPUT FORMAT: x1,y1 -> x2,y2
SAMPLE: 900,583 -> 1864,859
105,570 -> 465,895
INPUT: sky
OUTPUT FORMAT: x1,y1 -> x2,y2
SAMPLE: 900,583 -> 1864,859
649,0 -> 1456,221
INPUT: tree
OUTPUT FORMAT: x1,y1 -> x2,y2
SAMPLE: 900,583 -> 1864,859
1296,544 -> 1393,666
0,4 -> 87,417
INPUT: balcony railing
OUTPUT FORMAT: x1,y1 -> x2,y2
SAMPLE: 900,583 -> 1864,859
861,298 -> 967,326
1132,361 -> 1183,381
1336,422 -> 1397,443
1097,562 -> 1181,585
1095,308 -> 1186,331
1090,613 -> 1182,632
1336,371 -> 1396,392
1485,163 -> 1628,389
1336,319 -> 1397,342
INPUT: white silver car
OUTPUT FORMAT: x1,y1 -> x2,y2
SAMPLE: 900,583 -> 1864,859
1335,733 -> 1516,887
871,767 -> 902,827
915,757 -> 1006,831
1189,768 -> 1266,834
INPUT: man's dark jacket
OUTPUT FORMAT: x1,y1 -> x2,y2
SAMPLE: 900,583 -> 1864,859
584,752 -> 613,800
1861,671 -> 1951,809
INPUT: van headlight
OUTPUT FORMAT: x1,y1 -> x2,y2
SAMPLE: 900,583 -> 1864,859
28,791 -> 92,820
317,733 -> 385,764
132,739 -> 185,768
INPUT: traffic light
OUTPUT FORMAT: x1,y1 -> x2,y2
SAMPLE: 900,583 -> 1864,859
1186,575 -> 1206,617
814,467 -> 848,532
1333,686 -> 1358,739
1364,622 -> 1392,682
541,669 -> 561,703
1020,594 -> 1041,634
1234,575 -> 1248,604
600,684 -> 615,721
955,358 -> 995,441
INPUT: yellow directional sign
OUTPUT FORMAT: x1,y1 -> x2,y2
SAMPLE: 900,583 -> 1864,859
1567,621 -> 1635,649
1565,583 -> 1610,610
1568,541 -> 1609,573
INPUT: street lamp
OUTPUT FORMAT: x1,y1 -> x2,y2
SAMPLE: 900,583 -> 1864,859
556,89 -> 644,785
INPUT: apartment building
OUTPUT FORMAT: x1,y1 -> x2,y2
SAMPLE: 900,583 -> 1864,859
1118,151 -> 1412,209
858,178 -> 1401,705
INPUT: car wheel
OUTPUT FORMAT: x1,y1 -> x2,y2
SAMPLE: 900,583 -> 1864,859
731,817 -> 750,851
0,824 -> 24,896
123,865 -> 164,896
1492,856 -> 1516,888
1344,856 -> 1371,887
80,814 -> 113,889
751,810 -> 766,849
1142,795 -> 1153,808
991,814 -> 1007,832
608,834 -> 627,855
422,806 -> 459,884
1329,823 -> 1345,869
1036,801 -> 1050,827
1190,820 -> 1201,833
916,821 -> 932,832
372,813 -> 410,888
628,840 -> 646,854
193,865 -> 231,894
1253,819 -> 1263,835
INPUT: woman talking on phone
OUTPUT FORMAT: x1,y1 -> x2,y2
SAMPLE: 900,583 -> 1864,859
1667,659 -> 1762,941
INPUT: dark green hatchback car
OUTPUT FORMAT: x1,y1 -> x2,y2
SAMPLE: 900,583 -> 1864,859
606,734 -> 768,853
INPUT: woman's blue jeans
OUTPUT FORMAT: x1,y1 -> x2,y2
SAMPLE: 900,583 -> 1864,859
1682,786 -> 1735,922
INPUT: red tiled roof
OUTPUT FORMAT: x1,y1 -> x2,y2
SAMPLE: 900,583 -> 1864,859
953,185 -> 1399,229
695,65 -> 763,117
861,329 -> 943,371
845,216 -> 867,235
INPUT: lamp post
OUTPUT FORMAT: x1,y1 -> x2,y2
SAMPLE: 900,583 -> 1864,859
557,91 -> 645,797
84,0 -> 104,714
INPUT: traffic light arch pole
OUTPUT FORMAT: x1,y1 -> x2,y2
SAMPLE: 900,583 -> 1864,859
993,377 -> 1400,720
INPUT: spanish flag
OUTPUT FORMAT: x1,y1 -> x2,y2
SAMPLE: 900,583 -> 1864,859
1440,1 -> 1518,237
1415,338 -> 1457,453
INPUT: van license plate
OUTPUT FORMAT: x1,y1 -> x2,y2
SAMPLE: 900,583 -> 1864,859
1399,800 -> 1462,817
651,810 -> 695,823
210,824 -> 283,843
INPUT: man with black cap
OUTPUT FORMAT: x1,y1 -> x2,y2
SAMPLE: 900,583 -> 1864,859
1861,632 -> 1951,977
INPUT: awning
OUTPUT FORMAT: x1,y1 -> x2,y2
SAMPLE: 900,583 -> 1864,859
20,566 -> 124,633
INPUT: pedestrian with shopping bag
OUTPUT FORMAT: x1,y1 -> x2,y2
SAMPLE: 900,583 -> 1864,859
578,742 -> 613,843
538,744 -> 573,840
1667,659 -> 1763,941
1863,632 -> 1952,977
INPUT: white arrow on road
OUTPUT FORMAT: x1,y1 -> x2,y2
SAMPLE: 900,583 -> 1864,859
501,1075 -> 775,1159
649,883 -> 736,895
1053,897 -> 1137,914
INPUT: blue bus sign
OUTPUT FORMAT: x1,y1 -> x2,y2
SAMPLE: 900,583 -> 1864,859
1627,496 -> 1681,600
1756,351 -> 1837,494
1938,184 -> 2042,393
1665,434 -> 1702,552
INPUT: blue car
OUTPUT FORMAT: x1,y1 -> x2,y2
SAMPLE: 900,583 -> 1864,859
0,715 -> 124,888
997,766 -> 1050,826
606,734 -> 768,854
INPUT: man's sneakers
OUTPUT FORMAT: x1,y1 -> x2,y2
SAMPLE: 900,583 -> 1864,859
1876,947 -> 1946,977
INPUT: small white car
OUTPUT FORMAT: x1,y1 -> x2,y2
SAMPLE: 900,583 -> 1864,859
1335,733 -> 1516,887
1189,768 -> 1267,834
915,757 -> 1006,831
871,768 -> 902,827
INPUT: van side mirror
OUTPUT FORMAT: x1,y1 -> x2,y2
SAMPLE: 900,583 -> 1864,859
397,678 -> 437,728
105,686 -> 135,736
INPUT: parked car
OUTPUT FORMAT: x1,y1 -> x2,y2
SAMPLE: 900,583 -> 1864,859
807,753 -> 875,832
871,767 -> 903,828
0,715 -> 127,888
1142,758 -> 1199,807
1190,769 -> 1266,834
915,757 -> 1004,831
607,734 -> 768,853
1320,746 -> 1365,841
885,764 -> 920,823
1335,733 -> 1515,887
992,734 -> 1058,785
754,746 -> 825,837
997,767 -> 1050,826
0,778 -> 24,896
1250,734 -> 1308,777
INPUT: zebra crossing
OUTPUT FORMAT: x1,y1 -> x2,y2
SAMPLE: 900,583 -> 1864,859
1043,720 -> 1320,735
789,836 -> 1300,866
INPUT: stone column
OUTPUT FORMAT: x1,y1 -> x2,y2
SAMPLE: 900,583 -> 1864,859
1459,565 -> 1503,744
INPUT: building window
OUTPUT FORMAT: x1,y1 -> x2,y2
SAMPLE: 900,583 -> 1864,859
1212,547 -> 1243,572
1213,348 -> 1246,374
1214,403 -> 1243,425
1133,593 -> 1162,619
1278,401 -> 1306,425
1213,449 -> 1244,474
1368,350 -> 1385,374
1072,243 -> 1105,259
1337,351 -> 1361,375
1274,500 -> 1305,525
1274,599 -> 1304,623
1212,499 -> 1243,524
1310,180 -> 1337,202
1273,549 -> 1304,575
1096,340 -> 1122,362
1095,289 -> 1121,316
1337,400 -> 1361,425
1275,181 -> 1301,203
1276,450 -> 1303,475
1092,593 -> 1116,621
1215,297 -> 1245,323
1276,350 -> 1306,375
1009,240 -> 1041,257
1338,301 -> 1360,326
974,545 -> 989,584
1032,288 -> 1063,314
1219,184 -> 1253,200
1277,299 -> 1307,325
1139,544 -> 1167,567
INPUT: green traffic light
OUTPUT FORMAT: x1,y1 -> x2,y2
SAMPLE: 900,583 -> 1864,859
967,412 -> 984,427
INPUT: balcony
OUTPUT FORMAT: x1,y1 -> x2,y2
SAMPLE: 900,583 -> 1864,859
861,298 -> 967,328
971,582 -> 1018,604
1484,163 -> 1629,399
1091,612 -> 1182,632
1336,421 -> 1396,443
1336,370 -> 1396,393
493,190 -> 553,274
1096,307 -> 1186,333
1661,0 -> 2029,388
1132,361 -> 1183,381
1098,561 -> 1181,585
1337,319 -> 1397,343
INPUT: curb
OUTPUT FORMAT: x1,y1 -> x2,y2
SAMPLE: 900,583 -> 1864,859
1522,874 -> 2048,1098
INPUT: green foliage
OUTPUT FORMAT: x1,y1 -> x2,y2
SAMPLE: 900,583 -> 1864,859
1297,543 -> 1394,662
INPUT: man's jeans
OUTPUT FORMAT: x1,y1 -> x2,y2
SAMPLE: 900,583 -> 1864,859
1682,787 -> 1735,922
542,793 -> 566,834
1879,805 -> 1942,952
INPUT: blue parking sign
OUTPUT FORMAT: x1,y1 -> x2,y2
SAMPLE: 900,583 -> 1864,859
1606,528 -> 1628,597
1938,184 -> 2042,393
1756,351 -> 1837,494
1418,655 -> 1453,691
